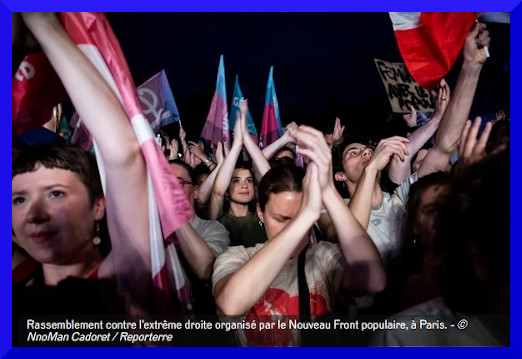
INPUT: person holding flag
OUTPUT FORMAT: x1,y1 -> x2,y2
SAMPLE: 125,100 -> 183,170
13,13 -> 200,320
13,13 -> 152,311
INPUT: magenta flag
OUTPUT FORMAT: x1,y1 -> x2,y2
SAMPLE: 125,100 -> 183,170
60,12 -> 193,315
259,66 -> 284,149
137,69 -> 180,134
200,55 -> 230,148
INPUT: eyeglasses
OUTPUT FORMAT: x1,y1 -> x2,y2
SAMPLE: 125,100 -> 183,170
177,178 -> 194,187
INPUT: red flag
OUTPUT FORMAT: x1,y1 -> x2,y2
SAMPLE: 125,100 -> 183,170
260,66 -> 283,149
60,12 -> 194,315
389,12 -> 477,90
12,52 -> 68,137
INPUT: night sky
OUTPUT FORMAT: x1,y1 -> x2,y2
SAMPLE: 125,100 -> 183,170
108,12 -> 510,141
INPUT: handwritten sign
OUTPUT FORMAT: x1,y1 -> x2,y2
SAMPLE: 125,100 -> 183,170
374,59 -> 435,113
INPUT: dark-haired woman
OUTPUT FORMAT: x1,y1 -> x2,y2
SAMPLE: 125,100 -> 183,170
212,126 -> 385,346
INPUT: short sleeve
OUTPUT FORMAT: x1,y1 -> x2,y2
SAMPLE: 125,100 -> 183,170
393,172 -> 418,205
199,220 -> 231,257
212,245 -> 252,294
313,242 -> 345,297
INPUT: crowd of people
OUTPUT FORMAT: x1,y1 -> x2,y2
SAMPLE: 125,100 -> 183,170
12,13 -> 509,347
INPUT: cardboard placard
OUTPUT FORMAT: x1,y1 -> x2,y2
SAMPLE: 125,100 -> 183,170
374,58 -> 436,114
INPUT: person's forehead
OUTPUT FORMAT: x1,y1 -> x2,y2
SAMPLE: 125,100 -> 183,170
13,165 -> 86,191
343,142 -> 368,154
233,168 -> 253,178
170,163 -> 190,179
266,191 -> 302,213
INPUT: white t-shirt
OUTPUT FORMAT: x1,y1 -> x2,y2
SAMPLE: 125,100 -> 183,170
323,173 -> 417,266
190,215 -> 230,256
212,241 -> 345,346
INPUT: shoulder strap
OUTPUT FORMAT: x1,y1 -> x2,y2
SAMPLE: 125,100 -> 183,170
297,246 -> 310,319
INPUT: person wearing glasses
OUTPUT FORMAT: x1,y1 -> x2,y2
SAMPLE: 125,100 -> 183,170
169,159 -> 230,314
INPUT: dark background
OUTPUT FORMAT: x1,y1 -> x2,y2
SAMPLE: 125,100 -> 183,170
108,13 -> 510,141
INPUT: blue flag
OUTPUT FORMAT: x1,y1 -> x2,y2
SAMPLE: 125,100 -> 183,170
230,75 -> 258,142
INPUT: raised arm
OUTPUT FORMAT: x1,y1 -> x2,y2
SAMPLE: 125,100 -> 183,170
388,79 -> 450,184
21,13 -> 150,301
349,136 -> 409,229
214,161 -> 321,316
294,126 -> 385,293
324,117 -> 345,151
418,22 -> 490,178
261,121 -> 298,160
196,141 -> 224,207
239,100 -> 271,181
209,119 -> 243,220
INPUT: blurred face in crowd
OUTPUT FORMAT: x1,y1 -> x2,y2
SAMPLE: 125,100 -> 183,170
414,184 -> 450,248
170,163 -> 196,206
341,142 -> 374,183
274,149 -> 295,160
12,164 -> 104,265
228,168 -> 254,205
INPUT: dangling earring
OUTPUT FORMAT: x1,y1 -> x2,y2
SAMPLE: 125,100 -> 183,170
92,222 -> 101,246
258,220 -> 264,227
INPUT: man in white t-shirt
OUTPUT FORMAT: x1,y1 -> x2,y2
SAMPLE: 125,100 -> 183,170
320,23 -> 491,269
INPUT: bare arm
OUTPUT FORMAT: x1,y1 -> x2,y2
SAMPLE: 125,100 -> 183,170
209,119 -> 243,220
388,80 -> 450,183
261,122 -> 297,160
22,13 -> 151,302
214,163 -> 321,316
196,142 -> 224,207
349,137 -> 409,229
295,126 -> 385,293
175,222 -> 216,280
239,100 -> 271,182
418,22 -> 490,178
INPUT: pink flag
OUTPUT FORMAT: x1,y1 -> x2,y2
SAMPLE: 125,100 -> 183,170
60,12 -> 194,315
200,55 -> 230,148
389,12 -> 477,90
260,66 -> 284,149
12,52 -> 68,137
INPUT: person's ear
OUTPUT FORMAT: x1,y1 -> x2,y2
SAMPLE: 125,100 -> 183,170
193,185 -> 200,200
334,171 -> 347,182
256,203 -> 265,224
93,196 -> 105,221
